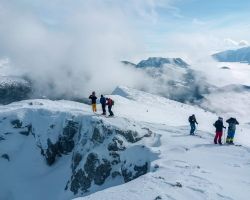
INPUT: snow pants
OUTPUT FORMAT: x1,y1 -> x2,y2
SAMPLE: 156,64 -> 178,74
226,129 -> 235,144
101,104 -> 106,115
190,123 -> 196,135
214,131 -> 223,144
92,104 -> 97,112
108,106 -> 114,116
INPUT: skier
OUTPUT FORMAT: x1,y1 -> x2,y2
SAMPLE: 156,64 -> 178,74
213,117 -> 226,145
106,98 -> 114,117
100,95 -> 106,115
188,114 -> 198,135
226,117 -> 239,145
89,91 -> 97,112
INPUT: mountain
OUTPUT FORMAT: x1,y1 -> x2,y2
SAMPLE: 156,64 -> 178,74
136,57 -> 189,68
122,57 -> 189,68
213,46 -> 250,64
0,76 -> 32,105
122,57 -> 214,103
1,86 -> 250,200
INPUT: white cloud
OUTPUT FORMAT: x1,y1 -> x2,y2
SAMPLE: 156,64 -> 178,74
0,0 -> 175,98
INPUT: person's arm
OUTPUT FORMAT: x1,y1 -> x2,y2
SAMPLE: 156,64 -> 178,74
89,95 -> 92,99
236,120 -> 239,125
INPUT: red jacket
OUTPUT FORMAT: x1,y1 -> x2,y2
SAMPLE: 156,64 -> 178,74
107,99 -> 113,106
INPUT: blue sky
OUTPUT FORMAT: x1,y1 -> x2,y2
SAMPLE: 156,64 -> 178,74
0,0 -> 249,60
140,0 -> 250,55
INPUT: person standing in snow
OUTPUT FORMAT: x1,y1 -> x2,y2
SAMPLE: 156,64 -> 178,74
189,114 -> 198,135
89,91 -> 97,112
213,117 -> 226,145
100,95 -> 106,115
226,117 -> 239,145
106,98 -> 114,117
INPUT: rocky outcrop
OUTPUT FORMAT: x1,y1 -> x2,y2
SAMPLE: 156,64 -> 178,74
0,76 -> 32,105
66,119 -> 154,196
1,109 -> 156,198
41,120 -> 79,165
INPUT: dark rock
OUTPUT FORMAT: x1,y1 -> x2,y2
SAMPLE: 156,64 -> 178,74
50,124 -> 55,129
121,168 -> 133,183
1,154 -> 10,161
4,132 -> 12,135
0,136 -> 5,141
45,139 -> 59,166
112,171 -> 121,178
19,124 -> 32,136
19,131 -> 30,136
84,153 -> 99,180
116,129 -> 141,143
92,127 -> 104,143
70,169 -> 91,195
0,76 -> 32,105
175,182 -> 182,188
108,137 -> 126,151
122,162 -> 148,183
58,120 -> 79,154
72,153 -> 83,172
154,196 -> 162,200
11,119 -> 22,128
134,162 -> 148,179
94,159 -> 112,185
109,152 -> 121,165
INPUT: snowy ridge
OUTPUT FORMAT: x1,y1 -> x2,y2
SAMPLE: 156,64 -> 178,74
0,99 -> 159,200
0,87 -> 250,200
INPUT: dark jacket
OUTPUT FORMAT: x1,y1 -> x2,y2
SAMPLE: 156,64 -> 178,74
106,98 -> 113,107
189,116 -> 198,124
89,95 -> 97,104
226,118 -> 239,131
214,120 -> 226,132
100,96 -> 106,105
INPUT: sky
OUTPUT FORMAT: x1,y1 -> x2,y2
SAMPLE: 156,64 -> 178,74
138,0 -> 250,58
0,0 -> 249,97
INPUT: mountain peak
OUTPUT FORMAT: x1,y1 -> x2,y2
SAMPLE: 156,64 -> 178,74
213,46 -> 250,64
136,57 -> 189,68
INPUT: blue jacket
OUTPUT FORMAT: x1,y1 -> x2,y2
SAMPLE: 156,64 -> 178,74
100,96 -> 106,105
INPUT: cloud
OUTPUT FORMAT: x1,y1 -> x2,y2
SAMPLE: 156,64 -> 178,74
0,0 -> 173,98
224,38 -> 249,48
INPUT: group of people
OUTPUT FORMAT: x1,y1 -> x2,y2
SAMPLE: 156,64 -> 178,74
89,92 -> 114,116
189,114 -> 239,145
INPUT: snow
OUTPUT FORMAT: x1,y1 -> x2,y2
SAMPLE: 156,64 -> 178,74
1,87 -> 250,200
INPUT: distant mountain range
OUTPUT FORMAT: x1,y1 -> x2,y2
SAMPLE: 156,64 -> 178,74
213,46 -> 250,64
122,57 -> 213,103
122,57 -> 189,68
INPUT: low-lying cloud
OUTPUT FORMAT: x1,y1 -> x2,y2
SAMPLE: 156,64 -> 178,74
0,0 -> 171,98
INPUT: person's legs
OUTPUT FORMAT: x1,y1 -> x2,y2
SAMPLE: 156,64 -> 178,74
190,123 -> 195,135
218,131 -> 223,145
227,129 -> 235,144
108,106 -> 114,116
102,104 -> 106,115
93,103 -> 97,112
214,131 -> 219,144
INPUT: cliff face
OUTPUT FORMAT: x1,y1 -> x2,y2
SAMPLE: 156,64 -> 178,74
0,100 -> 157,199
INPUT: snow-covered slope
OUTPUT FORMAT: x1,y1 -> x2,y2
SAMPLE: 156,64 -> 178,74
1,87 -> 250,200
74,87 -> 250,200
213,46 -> 250,64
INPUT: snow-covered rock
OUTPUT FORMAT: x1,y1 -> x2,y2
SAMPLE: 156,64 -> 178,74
0,76 -> 32,104
1,87 -> 250,200
0,99 -> 158,200
213,46 -> 250,64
